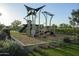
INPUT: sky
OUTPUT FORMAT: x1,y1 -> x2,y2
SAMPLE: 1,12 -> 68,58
0,3 -> 79,26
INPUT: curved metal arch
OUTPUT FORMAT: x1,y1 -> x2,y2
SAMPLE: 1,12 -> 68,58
24,5 -> 46,17
42,11 -> 54,26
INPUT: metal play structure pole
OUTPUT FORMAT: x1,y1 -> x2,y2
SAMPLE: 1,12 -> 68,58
42,12 -> 48,27
22,5 -> 46,37
42,11 -> 54,32
38,10 -> 41,36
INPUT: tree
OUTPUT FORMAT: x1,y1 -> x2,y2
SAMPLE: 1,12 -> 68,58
52,24 -> 57,28
69,19 -> 76,27
69,9 -> 79,38
69,9 -> 79,27
0,23 -> 5,30
69,9 -> 79,35
58,23 -> 72,34
59,23 -> 70,28
11,20 -> 21,30
52,24 -> 57,33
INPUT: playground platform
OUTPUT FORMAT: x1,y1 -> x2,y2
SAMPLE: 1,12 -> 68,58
11,31 -> 50,46
11,31 -> 74,47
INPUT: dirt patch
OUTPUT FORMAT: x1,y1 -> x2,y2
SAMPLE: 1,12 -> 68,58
11,31 -> 45,45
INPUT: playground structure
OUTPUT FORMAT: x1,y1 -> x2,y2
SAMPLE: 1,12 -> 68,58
19,5 -> 55,37
1,4 -> 79,56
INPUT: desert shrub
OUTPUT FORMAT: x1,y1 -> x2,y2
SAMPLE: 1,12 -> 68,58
77,35 -> 79,43
0,40 -> 26,56
0,40 -> 4,47
58,42 -> 64,47
55,28 -> 77,35
49,41 -> 59,48
33,47 -> 49,56
63,37 -> 71,43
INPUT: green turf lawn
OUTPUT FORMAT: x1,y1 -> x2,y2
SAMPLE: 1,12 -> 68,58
29,44 -> 79,56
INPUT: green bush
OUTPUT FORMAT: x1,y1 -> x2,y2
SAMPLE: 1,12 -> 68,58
33,47 -> 49,56
0,41 -> 4,47
77,35 -> 79,43
0,40 -> 26,56
63,37 -> 71,43
54,28 -> 78,35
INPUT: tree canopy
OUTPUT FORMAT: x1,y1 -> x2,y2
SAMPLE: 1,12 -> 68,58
69,9 -> 79,27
